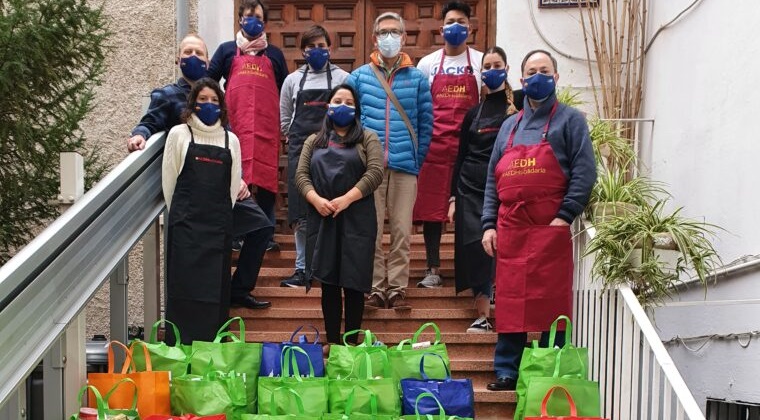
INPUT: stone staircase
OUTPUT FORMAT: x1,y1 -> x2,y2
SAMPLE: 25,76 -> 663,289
232,231 -> 517,419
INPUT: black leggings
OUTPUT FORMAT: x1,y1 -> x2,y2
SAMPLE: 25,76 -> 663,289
321,283 -> 365,345
423,221 -> 442,268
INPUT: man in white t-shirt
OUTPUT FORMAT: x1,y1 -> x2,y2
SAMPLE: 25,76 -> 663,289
413,1 -> 483,289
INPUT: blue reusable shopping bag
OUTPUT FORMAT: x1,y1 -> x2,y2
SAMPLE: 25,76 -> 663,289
400,353 -> 474,418
260,325 -> 324,377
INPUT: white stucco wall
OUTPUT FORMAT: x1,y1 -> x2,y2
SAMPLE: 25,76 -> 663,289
198,0 -> 234,62
499,0 -> 760,412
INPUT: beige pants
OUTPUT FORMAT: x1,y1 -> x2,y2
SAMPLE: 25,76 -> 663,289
372,169 -> 417,296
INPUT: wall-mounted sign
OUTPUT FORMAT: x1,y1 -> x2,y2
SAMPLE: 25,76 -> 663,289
539,0 -> 598,8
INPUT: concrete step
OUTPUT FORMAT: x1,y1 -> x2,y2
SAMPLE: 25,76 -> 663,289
252,267 -> 457,287
259,250 -> 456,268
249,287 -> 479,309
262,233 -> 455,252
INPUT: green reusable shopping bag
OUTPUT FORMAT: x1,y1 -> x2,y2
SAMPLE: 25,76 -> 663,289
523,355 -> 601,418
191,317 -> 263,413
70,380 -> 139,420
388,323 -> 450,382
514,315 -> 589,420
322,383 -> 397,420
131,319 -> 191,379
258,347 -> 329,416
240,386 -> 319,419
399,392 -> 473,420
172,370 -> 248,419
327,354 -> 400,416
326,330 -> 389,379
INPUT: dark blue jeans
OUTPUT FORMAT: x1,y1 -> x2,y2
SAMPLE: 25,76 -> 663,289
493,330 -> 566,380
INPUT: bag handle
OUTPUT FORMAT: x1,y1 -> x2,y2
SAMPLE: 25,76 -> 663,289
214,331 -> 243,343
289,325 -> 321,343
552,347 -> 587,379
345,384 -> 379,415
281,345 -> 315,379
106,341 -> 135,374
75,385 -> 107,419
540,385 -> 578,417
269,386 -> 306,415
213,316 -> 245,342
549,315 -> 573,348
413,391 -> 447,420
148,319 -> 182,347
413,322 -> 443,345
369,63 -> 419,154
419,352 -> 451,381
103,378 -> 138,411
127,340 -> 155,372
343,329 -> 376,347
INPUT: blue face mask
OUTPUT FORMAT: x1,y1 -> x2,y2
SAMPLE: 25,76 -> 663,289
443,23 -> 469,46
305,48 -> 329,70
523,73 -> 556,101
327,104 -> 356,127
195,102 -> 221,126
179,55 -> 207,81
482,68 -> 507,91
241,16 -> 264,38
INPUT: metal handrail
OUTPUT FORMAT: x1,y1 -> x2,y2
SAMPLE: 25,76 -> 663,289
0,132 -> 166,408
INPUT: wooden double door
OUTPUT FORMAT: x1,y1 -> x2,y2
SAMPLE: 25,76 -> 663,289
235,0 -> 497,73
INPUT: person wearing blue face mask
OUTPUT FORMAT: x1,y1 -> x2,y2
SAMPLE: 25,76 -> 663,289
279,25 -> 349,289
448,46 -> 523,334
414,1 -> 484,289
481,49 -> 596,391
162,78 -> 249,344
128,34 -> 209,153
294,84 -> 384,347
208,0 -> 288,253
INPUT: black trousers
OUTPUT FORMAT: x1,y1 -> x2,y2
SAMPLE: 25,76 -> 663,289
231,225 -> 274,298
321,283 -> 365,344
423,221 -> 442,267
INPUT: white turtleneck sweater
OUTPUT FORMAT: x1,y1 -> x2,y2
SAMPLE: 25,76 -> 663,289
162,114 -> 242,210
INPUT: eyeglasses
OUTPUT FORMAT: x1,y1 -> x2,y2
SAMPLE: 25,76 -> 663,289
376,29 -> 403,37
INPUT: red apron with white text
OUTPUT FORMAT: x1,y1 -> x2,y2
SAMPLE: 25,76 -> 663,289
494,103 -> 573,333
413,50 -> 479,222
226,48 -> 280,193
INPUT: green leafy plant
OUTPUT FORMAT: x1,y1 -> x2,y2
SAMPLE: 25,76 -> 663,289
588,118 -> 635,171
556,87 -> 584,108
585,200 -> 721,307
587,165 -> 668,223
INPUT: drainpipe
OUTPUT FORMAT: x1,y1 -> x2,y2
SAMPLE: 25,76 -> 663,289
176,0 -> 189,44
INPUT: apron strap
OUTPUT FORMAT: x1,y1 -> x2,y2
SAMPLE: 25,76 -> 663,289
297,64 -> 333,95
297,65 -> 309,91
187,124 -> 195,144
224,128 -> 229,149
473,101 -> 485,129
505,101 -> 559,150
435,48 -> 474,75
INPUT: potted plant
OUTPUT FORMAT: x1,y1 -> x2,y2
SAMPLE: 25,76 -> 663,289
587,165 -> 667,224
584,200 -> 721,307
588,118 -> 635,171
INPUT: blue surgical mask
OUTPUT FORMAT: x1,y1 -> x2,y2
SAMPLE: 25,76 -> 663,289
241,16 -> 264,38
327,104 -> 356,127
179,55 -> 207,81
195,102 -> 221,126
523,73 -> 556,101
443,23 -> 469,46
305,48 -> 329,70
482,68 -> 507,91
377,34 -> 402,58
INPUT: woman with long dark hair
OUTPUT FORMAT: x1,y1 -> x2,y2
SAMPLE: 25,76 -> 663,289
162,77 -> 241,344
295,84 -> 384,346
449,47 -> 522,333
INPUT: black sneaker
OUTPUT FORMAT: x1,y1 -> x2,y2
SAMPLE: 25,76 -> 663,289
280,270 -> 306,288
266,241 -> 280,252
232,237 -> 244,252
487,377 -> 517,391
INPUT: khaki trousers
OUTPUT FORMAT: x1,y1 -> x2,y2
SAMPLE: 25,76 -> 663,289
372,169 -> 417,296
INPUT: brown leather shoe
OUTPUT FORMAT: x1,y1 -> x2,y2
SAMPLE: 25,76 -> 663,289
365,292 -> 386,310
388,293 -> 411,310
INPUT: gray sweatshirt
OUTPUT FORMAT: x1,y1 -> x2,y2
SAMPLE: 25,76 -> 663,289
482,94 -> 597,229
279,64 -> 349,136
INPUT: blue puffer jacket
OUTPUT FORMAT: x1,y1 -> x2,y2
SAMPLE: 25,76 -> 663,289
347,52 -> 433,176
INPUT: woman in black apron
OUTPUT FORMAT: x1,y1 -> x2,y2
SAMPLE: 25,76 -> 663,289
294,84 -> 384,346
162,78 -> 241,345
448,47 -> 523,334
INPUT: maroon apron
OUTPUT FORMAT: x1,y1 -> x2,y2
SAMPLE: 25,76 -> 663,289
493,102 -> 573,333
413,50 -> 479,222
226,48 -> 280,193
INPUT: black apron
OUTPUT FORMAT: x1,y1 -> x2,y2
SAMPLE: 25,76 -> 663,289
305,133 -> 376,293
287,66 -> 333,225
165,126 -> 233,345
454,103 -> 505,293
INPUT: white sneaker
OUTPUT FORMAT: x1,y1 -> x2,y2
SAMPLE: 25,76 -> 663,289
466,316 -> 493,333
417,269 -> 443,288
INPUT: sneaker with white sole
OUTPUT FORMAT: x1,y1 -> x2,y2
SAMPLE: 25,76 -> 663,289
416,269 -> 443,288
466,316 -> 493,333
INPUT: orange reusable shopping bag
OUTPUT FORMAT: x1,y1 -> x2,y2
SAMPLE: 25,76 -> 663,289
88,340 -> 171,415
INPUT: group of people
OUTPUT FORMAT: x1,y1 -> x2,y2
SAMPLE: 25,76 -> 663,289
127,0 -> 596,392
